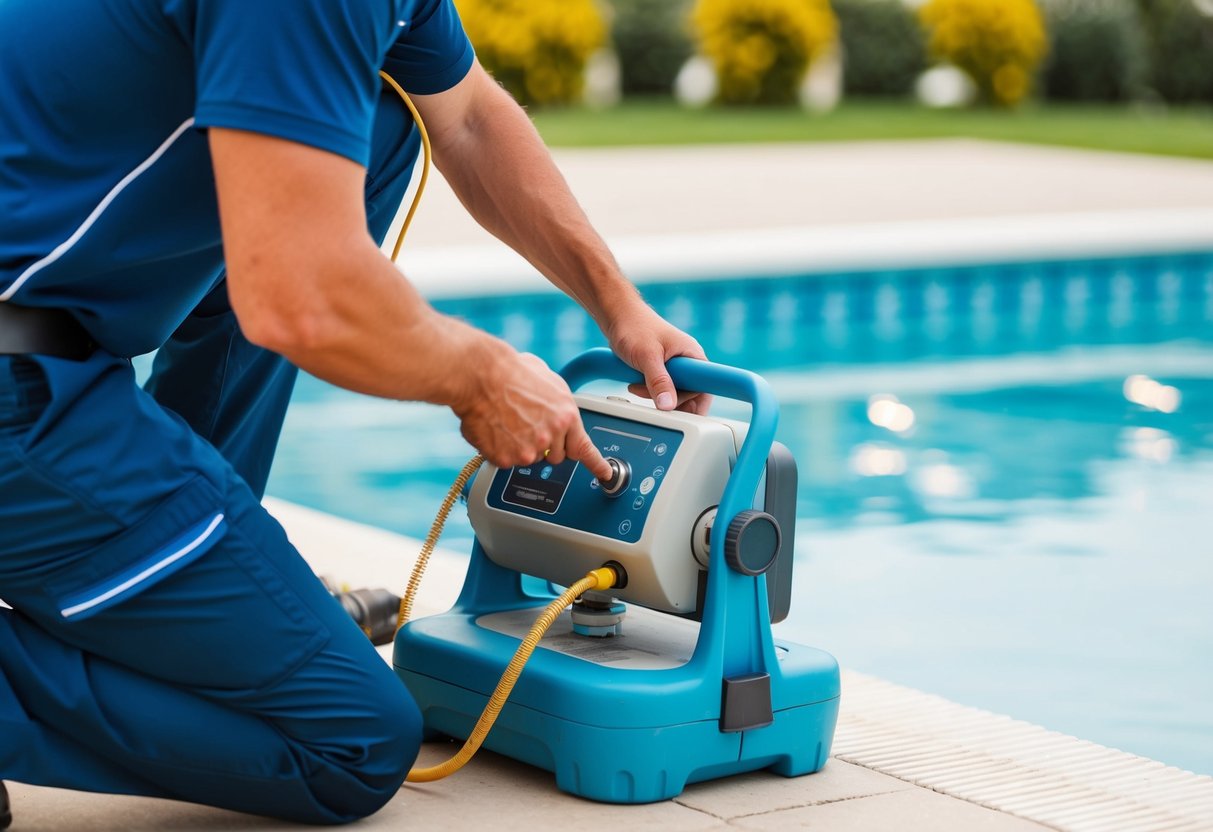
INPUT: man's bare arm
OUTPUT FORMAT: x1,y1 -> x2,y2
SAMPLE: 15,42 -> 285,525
208,126 -> 611,477
411,64 -> 709,414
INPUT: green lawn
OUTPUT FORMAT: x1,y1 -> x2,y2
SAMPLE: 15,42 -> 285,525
530,99 -> 1213,160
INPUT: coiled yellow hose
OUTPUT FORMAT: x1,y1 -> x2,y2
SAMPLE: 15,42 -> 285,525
405,567 -> 617,782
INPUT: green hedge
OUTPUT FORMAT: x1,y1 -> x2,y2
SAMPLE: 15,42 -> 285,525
832,0 -> 926,97
610,0 -> 695,95
1040,0 -> 1148,102
1139,0 -> 1213,103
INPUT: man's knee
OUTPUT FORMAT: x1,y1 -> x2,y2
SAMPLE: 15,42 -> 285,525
303,678 -> 424,823
368,679 -> 425,788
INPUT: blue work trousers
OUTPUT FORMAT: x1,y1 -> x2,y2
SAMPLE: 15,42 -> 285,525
0,89 -> 425,824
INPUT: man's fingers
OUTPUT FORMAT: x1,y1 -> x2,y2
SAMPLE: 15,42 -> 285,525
678,393 -> 713,416
568,427 -> 612,482
632,353 -> 678,411
649,377 -> 677,411
626,383 -> 708,413
541,415 -> 610,483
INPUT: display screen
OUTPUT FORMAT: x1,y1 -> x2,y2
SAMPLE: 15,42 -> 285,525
500,458 -> 579,515
590,424 -> 651,458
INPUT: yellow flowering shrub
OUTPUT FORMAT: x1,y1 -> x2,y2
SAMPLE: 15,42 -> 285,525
691,0 -> 838,105
918,0 -> 1048,107
455,0 -> 607,106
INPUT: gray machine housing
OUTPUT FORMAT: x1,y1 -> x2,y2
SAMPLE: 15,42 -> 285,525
466,394 -> 796,621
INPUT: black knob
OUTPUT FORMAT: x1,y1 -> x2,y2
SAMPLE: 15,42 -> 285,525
724,511 -> 781,576
600,457 -> 631,497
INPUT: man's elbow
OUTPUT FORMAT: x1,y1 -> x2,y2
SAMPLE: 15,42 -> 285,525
239,310 -> 324,357
229,272 -> 335,358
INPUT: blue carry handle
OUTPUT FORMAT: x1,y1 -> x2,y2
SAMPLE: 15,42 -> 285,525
560,348 -> 781,678
560,348 -> 778,552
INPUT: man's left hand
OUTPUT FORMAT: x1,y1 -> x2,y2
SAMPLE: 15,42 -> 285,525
604,301 -> 711,416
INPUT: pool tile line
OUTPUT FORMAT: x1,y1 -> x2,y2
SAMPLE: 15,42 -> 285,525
429,249 -> 1213,372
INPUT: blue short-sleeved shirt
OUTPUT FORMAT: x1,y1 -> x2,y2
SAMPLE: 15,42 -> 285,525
0,0 -> 474,357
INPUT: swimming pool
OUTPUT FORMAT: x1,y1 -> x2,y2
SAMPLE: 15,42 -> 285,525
269,249 -> 1213,776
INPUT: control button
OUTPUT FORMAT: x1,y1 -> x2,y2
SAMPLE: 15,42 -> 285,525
540,465 -> 554,480
639,476 -> 656,495
618,519 -> 632,535
601,457 -> 631,497
632,496 -> 645,510
654,443 -> 668,456
652,466 -> 665,479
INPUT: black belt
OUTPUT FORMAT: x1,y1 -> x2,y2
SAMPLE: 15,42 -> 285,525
0,303 -> 95,360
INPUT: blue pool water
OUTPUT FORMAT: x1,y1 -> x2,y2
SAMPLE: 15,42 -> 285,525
269,251 -> 1213,776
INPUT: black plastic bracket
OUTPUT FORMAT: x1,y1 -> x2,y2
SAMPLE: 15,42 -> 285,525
763,442 -> 797,623
720,672 -> 774,733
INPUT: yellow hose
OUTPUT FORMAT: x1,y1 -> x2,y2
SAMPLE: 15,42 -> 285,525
395,454 -> 483,632
406,567 -> 617,782
395,454 -> 618,783
377,70 -> 431,264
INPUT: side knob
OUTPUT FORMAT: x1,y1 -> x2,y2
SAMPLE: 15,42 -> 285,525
723,511 -> 781,576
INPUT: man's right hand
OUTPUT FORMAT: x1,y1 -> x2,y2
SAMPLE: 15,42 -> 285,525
452,346 -> 612,483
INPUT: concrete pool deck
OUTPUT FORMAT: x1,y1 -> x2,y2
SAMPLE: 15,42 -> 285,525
395,137 -> 1213,295
10,139 -> 1213,829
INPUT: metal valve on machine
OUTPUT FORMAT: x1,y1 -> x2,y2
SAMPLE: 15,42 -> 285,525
599,456 -> 630,497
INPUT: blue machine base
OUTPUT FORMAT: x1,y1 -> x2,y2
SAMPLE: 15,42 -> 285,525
394,609 -> 841,804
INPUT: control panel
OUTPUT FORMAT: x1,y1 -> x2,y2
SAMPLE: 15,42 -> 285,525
468,395 -> 738,614
486,412 -> 685,544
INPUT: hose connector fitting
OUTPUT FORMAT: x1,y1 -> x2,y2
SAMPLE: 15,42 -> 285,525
589,566 -> 619,591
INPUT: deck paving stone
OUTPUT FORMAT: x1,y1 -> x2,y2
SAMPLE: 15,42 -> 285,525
730,787 -> 1056,832
674,759 -> 914,820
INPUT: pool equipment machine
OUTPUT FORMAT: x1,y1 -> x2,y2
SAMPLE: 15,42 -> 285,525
393,349 -> 840,802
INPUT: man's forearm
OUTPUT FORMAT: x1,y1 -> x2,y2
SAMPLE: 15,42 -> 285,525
418,67 -> 647,334
412,68 -> 709,414
231,232 -> 494,408
210,127 -> 493,411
